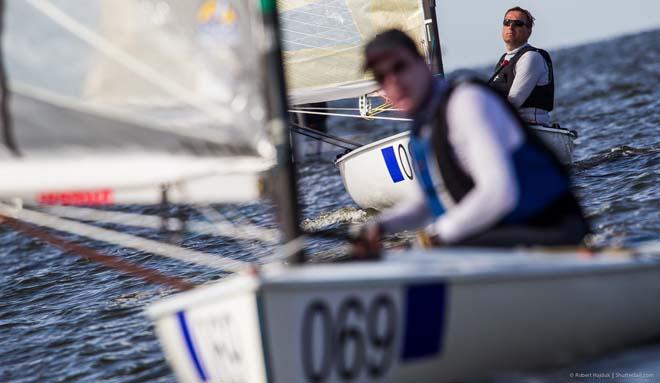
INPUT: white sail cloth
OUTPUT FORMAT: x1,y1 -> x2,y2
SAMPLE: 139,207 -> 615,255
280,0 -> 427,104
1,0 -> 274,204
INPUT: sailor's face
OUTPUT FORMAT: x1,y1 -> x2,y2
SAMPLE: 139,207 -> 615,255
502,11 -> 531,48
371,48 -> 430,114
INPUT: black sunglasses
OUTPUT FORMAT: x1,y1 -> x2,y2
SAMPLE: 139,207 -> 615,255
373,59 -> 411,84
503,19 -> 528,28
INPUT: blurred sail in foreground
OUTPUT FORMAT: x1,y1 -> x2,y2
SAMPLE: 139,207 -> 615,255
0,0 -> 273,204
279,0 -> 426,104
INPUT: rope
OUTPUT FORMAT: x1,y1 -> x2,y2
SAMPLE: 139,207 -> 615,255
366,101 -> 395,118
1,215 -> 196,291
192,205 -> 280,244
296,103 -> 401,112
290,122 -> 361,150
288,109 -> 412,122
292,106 -> 404,112
293,107 -> 361,111
292,128 -> 354,151
0,203 -> 247,272
45,205 -> 279,245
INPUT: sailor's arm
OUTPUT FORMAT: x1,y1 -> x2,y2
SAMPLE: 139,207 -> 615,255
428,84 -> 520,243
377,183 -> 432,234
507,51 -> 548,108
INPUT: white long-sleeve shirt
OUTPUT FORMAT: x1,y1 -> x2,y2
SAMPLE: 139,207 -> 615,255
379,82 -> 523,243
504,44 -> 551,125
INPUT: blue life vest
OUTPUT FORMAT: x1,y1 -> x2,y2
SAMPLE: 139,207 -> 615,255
410,78 -> 573,226
409,134 -> 445,217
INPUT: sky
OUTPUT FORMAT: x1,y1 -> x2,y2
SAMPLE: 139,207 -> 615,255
434,0 -> 660,72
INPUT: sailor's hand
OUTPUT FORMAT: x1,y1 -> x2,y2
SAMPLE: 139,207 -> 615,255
349,222 -> 382,259
429,234 -> 442,247
419,226 -> 442,248
376,89 -> 392,104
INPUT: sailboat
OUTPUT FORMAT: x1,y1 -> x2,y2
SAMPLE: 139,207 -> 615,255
0,0 -> 274,206
143,2 -> 659,383
336,125 -> 575,210
283,0 -> 575,210
2,1 -> 659,383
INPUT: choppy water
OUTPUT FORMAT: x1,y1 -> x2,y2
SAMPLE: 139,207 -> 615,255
1,29 -> 659,382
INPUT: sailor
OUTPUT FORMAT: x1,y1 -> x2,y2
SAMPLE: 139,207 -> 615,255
489,7 -> 554,126
354,29 -> 589,254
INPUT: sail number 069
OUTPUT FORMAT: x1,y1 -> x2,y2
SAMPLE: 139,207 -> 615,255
301,294 -> 397,382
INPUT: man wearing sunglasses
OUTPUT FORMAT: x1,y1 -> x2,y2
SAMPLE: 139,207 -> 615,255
353,29 -> 588,255
489,7 -> 554,126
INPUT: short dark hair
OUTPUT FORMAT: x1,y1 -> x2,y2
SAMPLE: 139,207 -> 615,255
504,6 -> 535,28
363,29 -> 423,72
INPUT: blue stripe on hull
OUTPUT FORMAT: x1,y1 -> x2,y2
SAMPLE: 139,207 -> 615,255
401,282 -> 448,361
382,146 -> 405,183
177,311 -> 208,382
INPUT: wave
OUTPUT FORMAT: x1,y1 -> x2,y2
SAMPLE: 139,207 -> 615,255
574,145 -> 660,170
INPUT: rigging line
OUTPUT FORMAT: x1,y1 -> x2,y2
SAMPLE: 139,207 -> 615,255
292,107 -> 361,111
191,205 -> 280,244
45,206 -> 280,245
264,231 -> 354,264
24,0 -> 237,135
288,109 -> 412,122
292,107 -> 404,112
291,126 -> 355,151
291,125 -> 357,148
0,203 -> 248,272
366,101 -> 395,117
290,122 -> 361,148
0,0 -> 19,156
1,215 -> 196,291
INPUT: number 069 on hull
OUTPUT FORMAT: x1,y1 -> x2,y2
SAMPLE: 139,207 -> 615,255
149,267 -> 448,382
148,249 -> 660,383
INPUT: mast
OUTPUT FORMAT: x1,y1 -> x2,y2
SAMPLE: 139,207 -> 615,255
0,0 -> 19,156
260,0 -> 304,263
422,0 -> 445,77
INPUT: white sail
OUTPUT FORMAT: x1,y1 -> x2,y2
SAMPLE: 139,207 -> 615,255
288,78 -> 379,106
1,0 -> 273,205
279,0 -> 427,104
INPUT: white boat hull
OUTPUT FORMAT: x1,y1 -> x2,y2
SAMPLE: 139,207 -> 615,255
335,126 -> 576,210
148,249 -> 660,383
534,125 -> 576,164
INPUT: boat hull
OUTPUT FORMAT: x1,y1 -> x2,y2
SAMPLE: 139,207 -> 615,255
148,249 -> 660,383
335,126 -> 576,210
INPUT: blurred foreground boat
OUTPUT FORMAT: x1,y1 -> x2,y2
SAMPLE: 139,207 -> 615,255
148,247 -> 660,383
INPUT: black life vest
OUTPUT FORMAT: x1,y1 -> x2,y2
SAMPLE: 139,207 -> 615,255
489,45 -> 554,112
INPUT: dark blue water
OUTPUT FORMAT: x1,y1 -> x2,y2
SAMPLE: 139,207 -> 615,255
1,29 -> 659,382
